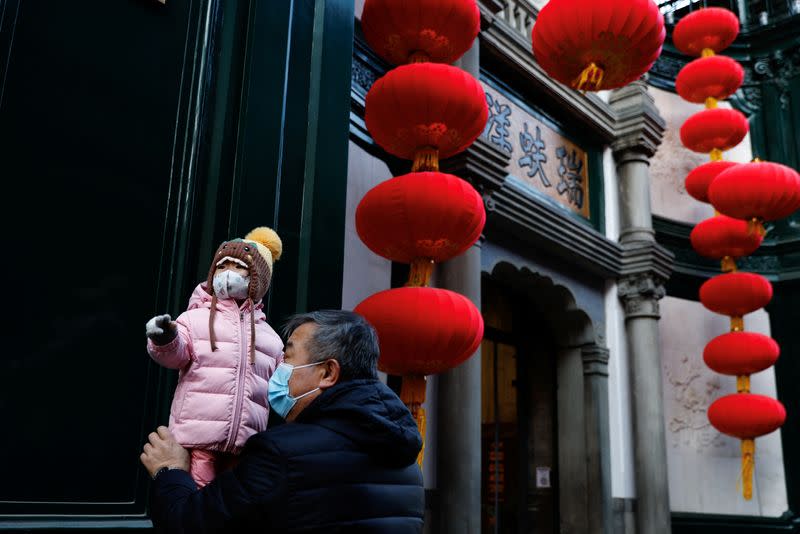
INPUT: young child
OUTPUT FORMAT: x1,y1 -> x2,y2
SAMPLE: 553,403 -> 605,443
145,227 -> 284,487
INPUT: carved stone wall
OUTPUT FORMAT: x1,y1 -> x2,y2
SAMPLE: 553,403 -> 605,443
659,296 -> 788,517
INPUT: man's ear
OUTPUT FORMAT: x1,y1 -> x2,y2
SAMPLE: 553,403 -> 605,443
319,359 -> 340,389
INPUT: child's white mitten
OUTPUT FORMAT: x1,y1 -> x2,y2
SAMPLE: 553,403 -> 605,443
146,314 -> 178,345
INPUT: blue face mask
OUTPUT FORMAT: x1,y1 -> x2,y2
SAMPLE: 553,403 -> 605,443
268,361 -> 325,419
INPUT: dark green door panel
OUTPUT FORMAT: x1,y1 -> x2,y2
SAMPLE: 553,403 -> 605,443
0,0 -> 197,518
0,0 -> 355,529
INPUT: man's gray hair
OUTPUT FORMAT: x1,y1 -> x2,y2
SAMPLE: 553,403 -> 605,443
282,310 -> 380,381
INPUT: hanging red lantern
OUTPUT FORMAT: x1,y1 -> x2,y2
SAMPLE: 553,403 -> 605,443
690,216 -> 764,265
354,287 -> 484,377
708,161 -> 800,226
673,7 -> 740,57
685,161 -> 739,203
361,0 -> 480,65
708,393 -> 786,439
680,108 -> 749,154
676,55 -> 744,104
699,272 -> 773,318
365,63 -> 488,171
356,171 -> 485,272
531,0 -> 665,91
704,332 -> 780,376
708,393 -> 785,500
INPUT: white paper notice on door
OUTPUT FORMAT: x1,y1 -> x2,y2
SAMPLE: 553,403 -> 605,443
536,466 -> 551,488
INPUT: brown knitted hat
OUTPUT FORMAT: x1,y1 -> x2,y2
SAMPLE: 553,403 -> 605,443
206,227 -> 283,302
206,227 -> 283,361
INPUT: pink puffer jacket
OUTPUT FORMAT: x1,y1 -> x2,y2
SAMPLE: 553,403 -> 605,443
147,284 -> 283,453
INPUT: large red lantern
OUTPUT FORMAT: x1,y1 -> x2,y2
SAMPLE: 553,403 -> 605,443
361,0 -> 480,65
680,108 -> 749,154
531,0 -> 665,91
673,7 -> 740,57
699,272 -> 773,319
365,63 -> 487,171
708,161 -> 800,224
676,56 -> 744,104
690,216 -> 764,266
709,394 -> 786,439
684,161 -> 739,203
708,393 -> 785,500
356,171 -> 485,265
703,332 -> 780,376
354,287 -> 484,377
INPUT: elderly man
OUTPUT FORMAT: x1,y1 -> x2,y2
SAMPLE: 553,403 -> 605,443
140,310 -> 424,533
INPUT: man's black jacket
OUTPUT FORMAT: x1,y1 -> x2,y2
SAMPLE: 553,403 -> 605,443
150,378 -> 425,533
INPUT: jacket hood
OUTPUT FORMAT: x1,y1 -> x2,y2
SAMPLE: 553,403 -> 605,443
296,379 -> 422,467
187,283 -> 264,317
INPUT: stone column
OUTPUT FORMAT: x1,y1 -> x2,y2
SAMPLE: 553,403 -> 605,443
436,244 -> 482,534
582,344 -> 613,534
609,80 -> 673,534
435,38 -> 484,534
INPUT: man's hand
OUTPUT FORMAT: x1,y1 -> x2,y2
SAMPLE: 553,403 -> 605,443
140,426 -> 190,478
146,314 -> 178,345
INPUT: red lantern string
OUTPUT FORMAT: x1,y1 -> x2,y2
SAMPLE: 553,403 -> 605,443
358,0 -> 487,468
676,7 -> 789,500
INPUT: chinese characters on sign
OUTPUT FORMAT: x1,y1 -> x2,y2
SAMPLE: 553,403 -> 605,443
519,123 -> 550,187
480,83 -> 590,219
484,92 -> 513,153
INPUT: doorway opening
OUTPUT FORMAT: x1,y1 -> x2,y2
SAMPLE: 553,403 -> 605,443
481,275 -> 559,534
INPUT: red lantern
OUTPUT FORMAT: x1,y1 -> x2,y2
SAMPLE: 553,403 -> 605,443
708,393 -> 785,500
680,108 -> 749,153
708,394 -> 786,439
704,332 -> 780,376
709,161 -> 800,222
690,216 -> 764,260
673,7 -> 740,57
531,0 -> 665,91
365,63 -> 488,169
356,172 -> 485,264
676,56 -> 744,103
684,161 -> 739,203
354,287 -> 484,376
699,272 -> 773,317
361,0 -> 480,65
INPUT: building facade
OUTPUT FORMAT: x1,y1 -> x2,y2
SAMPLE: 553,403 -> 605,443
0,0 -> 798,532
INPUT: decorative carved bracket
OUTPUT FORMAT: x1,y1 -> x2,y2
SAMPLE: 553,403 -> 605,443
581,344 -> 611,377
608,79 -> 666,159
618,272 -> 668,318
617,241 -> 673,318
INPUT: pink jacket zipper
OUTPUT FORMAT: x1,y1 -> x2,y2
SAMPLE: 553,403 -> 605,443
226,307 -> 248,450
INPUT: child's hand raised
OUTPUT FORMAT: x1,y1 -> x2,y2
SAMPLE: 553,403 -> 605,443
146,314 -> 178,346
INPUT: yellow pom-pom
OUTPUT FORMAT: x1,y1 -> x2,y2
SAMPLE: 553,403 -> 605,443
245,227 -> 283,262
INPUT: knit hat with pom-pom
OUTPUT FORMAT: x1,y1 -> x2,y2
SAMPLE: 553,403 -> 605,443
206,227 -> 283,303
206,227 -> 283,361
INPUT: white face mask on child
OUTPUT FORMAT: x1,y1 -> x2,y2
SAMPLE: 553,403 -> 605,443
213,271 -> 250,300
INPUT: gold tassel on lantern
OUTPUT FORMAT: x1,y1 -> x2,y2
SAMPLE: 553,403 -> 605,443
747,217 -> 767,237
400,375 -> 427,468
721,256 -> 737,273
412,147 -> 439,173
571,62 -> 604,91
736,375 -> 750,393
741,438 -> 755,500
407,258 -> 435,287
